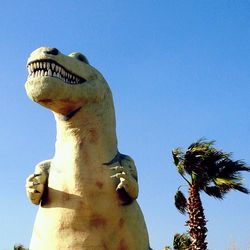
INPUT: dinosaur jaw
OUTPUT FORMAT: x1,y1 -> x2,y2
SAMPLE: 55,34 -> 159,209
25,58 -> 88,114
25,72 -> 83,116
25,80 -> 80,115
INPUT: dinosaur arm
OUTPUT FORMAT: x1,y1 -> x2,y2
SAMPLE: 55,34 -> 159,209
26,160 -> 51,205
110,155 -> 139,202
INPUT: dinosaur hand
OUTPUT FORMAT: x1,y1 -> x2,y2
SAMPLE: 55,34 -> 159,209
26,173 -> 46,205
110,166 -> 138,199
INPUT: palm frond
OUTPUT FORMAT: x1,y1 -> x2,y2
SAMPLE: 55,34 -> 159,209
174,190 -> 187,215
187,138 -> 214,150
179,139 -> 250,192
216,158 -> 250,179
173,233 -> 191,250
185,140 -> 225,176
172,148 -> 183,166
177,163 -> 185,176
14,245 -> 28,250
232,184 -> 249,194
213,177 -> 243,186
164,246 -> 172,250
203,186 -> 224,199
211,176 -> 249,196
172,148 -> 187,177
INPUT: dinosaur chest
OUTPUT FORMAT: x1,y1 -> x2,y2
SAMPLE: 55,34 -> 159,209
43,157 -> 118,212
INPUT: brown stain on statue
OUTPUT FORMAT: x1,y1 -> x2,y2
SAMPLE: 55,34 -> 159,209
79,139 -> 85,150
102,242 -> 109,250
90,215 -> 107,228
119,239 -> 128,250
89,128 -> 98,144
96,181 -> 104,189
119,218 -> 125,228
40,99 -> 52,104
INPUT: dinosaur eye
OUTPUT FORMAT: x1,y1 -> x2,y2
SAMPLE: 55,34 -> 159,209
68,52 -> 89,64
46,48 -> 59,55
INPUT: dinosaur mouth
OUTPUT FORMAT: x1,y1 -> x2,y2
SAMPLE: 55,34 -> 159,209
27,59 -> 87,85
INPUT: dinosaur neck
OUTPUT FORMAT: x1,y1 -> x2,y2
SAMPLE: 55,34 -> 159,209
53,97 -> 118,167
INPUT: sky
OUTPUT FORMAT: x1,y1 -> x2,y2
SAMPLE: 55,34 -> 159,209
0,1 -> 250,249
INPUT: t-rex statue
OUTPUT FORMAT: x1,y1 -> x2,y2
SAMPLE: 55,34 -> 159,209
25,47 -> 151,250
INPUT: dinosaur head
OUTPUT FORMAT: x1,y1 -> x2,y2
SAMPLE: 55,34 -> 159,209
25,47 -> 111,116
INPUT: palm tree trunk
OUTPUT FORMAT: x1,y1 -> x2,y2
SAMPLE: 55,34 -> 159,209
187,184 -> 208,250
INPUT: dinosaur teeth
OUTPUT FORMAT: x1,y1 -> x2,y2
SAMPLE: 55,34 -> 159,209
30,64 -> 34,72
27,60 -> 86,85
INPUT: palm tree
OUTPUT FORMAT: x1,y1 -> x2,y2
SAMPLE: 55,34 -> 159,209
172,139 -> 250,250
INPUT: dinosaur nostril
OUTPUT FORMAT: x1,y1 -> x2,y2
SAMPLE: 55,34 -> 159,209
45,48 -> 59,55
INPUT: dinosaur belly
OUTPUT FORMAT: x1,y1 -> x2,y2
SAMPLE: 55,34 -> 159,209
29,168 -> 150,250
30,199 -> 150,249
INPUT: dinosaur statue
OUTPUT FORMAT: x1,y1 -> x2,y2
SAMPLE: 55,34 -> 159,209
25,47 -> 151,250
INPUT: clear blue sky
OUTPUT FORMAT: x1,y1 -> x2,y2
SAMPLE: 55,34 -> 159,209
1,1 -> 250,249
